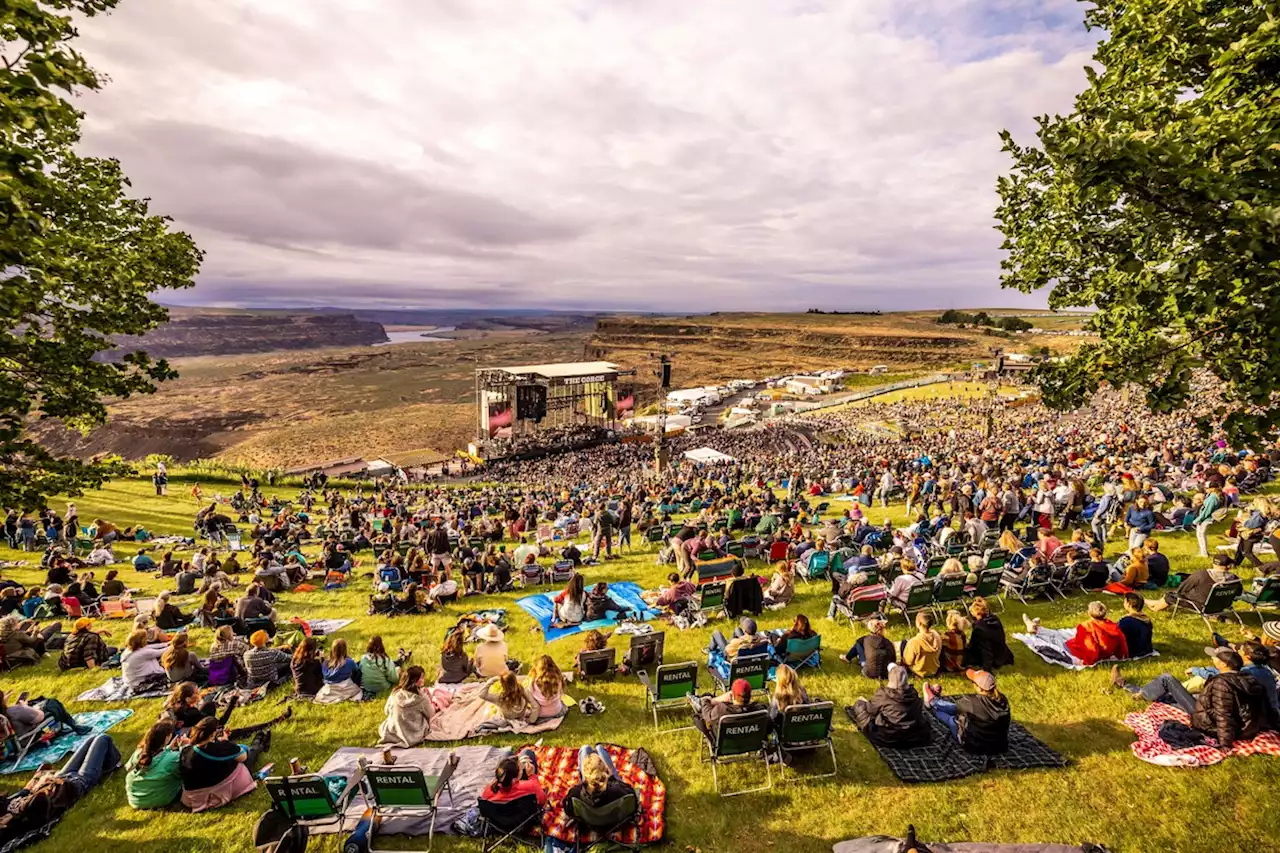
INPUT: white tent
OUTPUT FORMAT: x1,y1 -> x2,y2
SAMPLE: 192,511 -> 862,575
683,447 -> 736,463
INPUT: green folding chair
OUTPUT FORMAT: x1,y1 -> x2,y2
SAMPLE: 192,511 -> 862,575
923,555 -> 947,578
832,594 -> 883,629
263,765 -> 367,835
565,792 -> 642,853
697,581 -> 727,615
1240,576 -> 1280,621
702,708 -> 773,797
895,583 -> 935,623
712,653 -> 770,694
639,661 -> 698,730
965,568 -> 1005,610
1170,579 -> 1245,629
772,701 -> 837,780
358,754 -> 459,852
931,575 -> 967,616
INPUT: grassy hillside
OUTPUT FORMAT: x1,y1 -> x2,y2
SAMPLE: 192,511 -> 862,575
3,475 -> 1275,853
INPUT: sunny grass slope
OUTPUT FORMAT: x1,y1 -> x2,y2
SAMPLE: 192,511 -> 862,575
3,475 -> 1278,853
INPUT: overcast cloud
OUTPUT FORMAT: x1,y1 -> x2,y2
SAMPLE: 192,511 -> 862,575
75,0 -> 1099,311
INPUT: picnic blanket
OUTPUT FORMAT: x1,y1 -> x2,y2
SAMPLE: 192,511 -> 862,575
296,618 -> 354,636
1122,701 -> 1280,767
864,705 -> 1067,783
834,838 -> 1095,853
420,682 -> 566,742
517,582 -> 660,642
2,710 -> 132,774
76,677 -> 167,702
527,743 -> 665,845
311,745 -> 507,834
1013,632 -> 1159,671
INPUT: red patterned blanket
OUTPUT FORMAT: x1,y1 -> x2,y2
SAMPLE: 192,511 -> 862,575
524,744 -> 666,844
1123,701 -> 1280,767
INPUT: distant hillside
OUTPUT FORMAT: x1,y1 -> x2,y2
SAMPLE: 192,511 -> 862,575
106,312 -> 388,359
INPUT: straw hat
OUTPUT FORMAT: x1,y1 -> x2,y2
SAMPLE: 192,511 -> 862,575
475,622 -> 505,643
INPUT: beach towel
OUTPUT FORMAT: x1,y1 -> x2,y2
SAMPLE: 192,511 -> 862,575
76,677 -> 167,702
517,582 -> 660,642
422,682 -> 567,741
1014,632 -> 1158,671
310,745 -> 507,834
1122,702 -> 1280,767
527,744 -> 666,845
865,705 -> 1066,783
297,618 -> 354,636
1,710 -> 132,774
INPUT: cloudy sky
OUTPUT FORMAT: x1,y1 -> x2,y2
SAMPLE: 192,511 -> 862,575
76,0 -> 1099,311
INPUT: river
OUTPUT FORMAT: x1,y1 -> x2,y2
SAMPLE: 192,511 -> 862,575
373,326 -> 457,346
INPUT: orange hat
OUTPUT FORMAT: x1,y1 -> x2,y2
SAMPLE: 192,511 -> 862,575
74,618 -> 93,631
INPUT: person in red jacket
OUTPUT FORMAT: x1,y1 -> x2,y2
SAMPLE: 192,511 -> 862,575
479,750 -> 546,806
1022,600 -> 1128,666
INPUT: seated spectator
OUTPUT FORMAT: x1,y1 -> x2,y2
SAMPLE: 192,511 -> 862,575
585,581 -> 630,621
1148,554 -> 1239,612
161,634 -> 204,685
179,717 -> 270,812
4,734 -> 121,828
529,654 -> 567,720
359,635 -> 403,696
762,562 -> 795,608
1117,593 -> 1154,659
842,616 -> 896,679
848,662 -> 931,748
152,592 -> 195,631
655,572 -> 696,609
121,629 -> 169,694
233,585 -> 276,624
291,637 -> 324,698
1081,547 -> 1110,590
886,558 -> 924,610
437,628 -> 473,684
208,626 -> 249,686
1112,647 -> 1280,748
772,614 -> 817,662
565,745 -> 636,810
940,610 -> 970,673
480,670 -> 538,723
963,597 -> 1015,670
709,617 -> 771,660
316,638 -> 362,704
923,669 -> 1011,755
378,665 -> 434,748
126,721 -> 182,809
690,678 -> 767,740
900,610 -> 942,678
0,689 -> 88,738
243,630 -> 291,689
768,663 -> 810,721
552,575 -> 587,628
479,751 -> 545,806
1144,538 -> 1171,587
58,618 -> 113,670
425,571 -> 458,607
0,613 -> 61,667
573,630 -> 611,675
474,623 -> 516,678
101,569 -> 125,597
1022,600 -> 1128,666
132,550 -> 156,572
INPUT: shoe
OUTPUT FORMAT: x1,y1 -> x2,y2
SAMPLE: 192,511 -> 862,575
922,682 -> 939,705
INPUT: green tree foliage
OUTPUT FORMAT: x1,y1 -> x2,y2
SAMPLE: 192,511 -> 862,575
1,1 -> 203,509
996,0 -> 1280,442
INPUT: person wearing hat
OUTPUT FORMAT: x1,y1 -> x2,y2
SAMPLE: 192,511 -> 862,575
709,617 -> 770,660
473,622 -> 516,678
847,662 -> 931,748
243,630 -> 292,689
923,669 -> 1011,755
1112,647 -> 1279,748
58,617 -> 114,671
690,677 -> 767,739
1147,553 -> 1240,612
842,616 -> 896,679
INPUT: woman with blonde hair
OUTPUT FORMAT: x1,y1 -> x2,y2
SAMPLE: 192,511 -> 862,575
161,633 -> 204,684
479,669 -> 537,723
565,745 -> 635,809
769,663 -> 810,720
997,528 -> 1023,554
941,610 -> 970,673
528,654 -> 566,720
763,561 -> 795,608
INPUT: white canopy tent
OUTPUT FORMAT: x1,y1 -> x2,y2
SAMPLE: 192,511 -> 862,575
683,447 -> 737,464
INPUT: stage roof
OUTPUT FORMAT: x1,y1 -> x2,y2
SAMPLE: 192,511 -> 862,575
684,447 -> 737,463
491,361 -> 619,379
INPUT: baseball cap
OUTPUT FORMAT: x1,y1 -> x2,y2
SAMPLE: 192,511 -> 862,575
1212,553 -> 1232,567
731,678 -> 752,701
74,617 -> 93,631
966,668 -> 996,691
1204,646 -> 1243,668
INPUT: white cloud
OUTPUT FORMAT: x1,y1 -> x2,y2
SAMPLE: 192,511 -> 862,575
74,0 -> 1098,309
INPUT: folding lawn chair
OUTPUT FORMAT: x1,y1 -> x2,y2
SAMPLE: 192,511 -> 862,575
768,541 -> 790,563
359,753 -> 459,852
379,567 -> 405,592
772,701 -> 837,780
4,717 -> 61,772
922,555 -> 947,579
711,653 -> 770,694
263,764 -> 368,837
740,536 -> 763,560
565,792 -> 642,853
965,568 -> 1005,610
697,581 -> 726,615
1240,576 -> 1280,621
1000,566 -> 1054,606
695,559 -> 735,585
777,634 -> 822,671
930,575 -> 967,616
518,564 -> 545,588
894,583 -> 934,623
576,648 -> 617,681
726,541 -> 745,560
1170,579 -> 1244,629
639,661 -> 698,730
832,595 -> 883,629
98,596 -> 135,619
983,548 -> 1010,573
644,527 -> 665,550
549,561 -> 576,584
702,708 -> 773,797
479,792 -> 544,852
627,631 -> 664,673
798,552 -> 830,584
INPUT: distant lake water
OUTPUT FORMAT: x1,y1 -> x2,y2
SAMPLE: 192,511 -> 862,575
373,326 -> 456,346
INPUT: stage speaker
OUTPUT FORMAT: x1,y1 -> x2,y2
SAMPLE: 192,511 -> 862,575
516,384 -> 547,422
660,362 -> 672,389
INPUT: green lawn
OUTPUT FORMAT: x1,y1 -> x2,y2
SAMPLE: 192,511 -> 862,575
4,476 -> 1278,853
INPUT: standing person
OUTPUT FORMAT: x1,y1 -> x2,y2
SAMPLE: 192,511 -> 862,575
153,465 -> 168,497
592,504 -> 616,560
617,499 -> 633,554
1126,496 -> 1157,551
1090,484 -> 1117,545
1193,486 -> 1224,558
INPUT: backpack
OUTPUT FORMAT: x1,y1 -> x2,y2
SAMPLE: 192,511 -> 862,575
207,655 -> 239,687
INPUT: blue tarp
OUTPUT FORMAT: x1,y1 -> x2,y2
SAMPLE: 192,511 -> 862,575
516,581 -> 660,642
